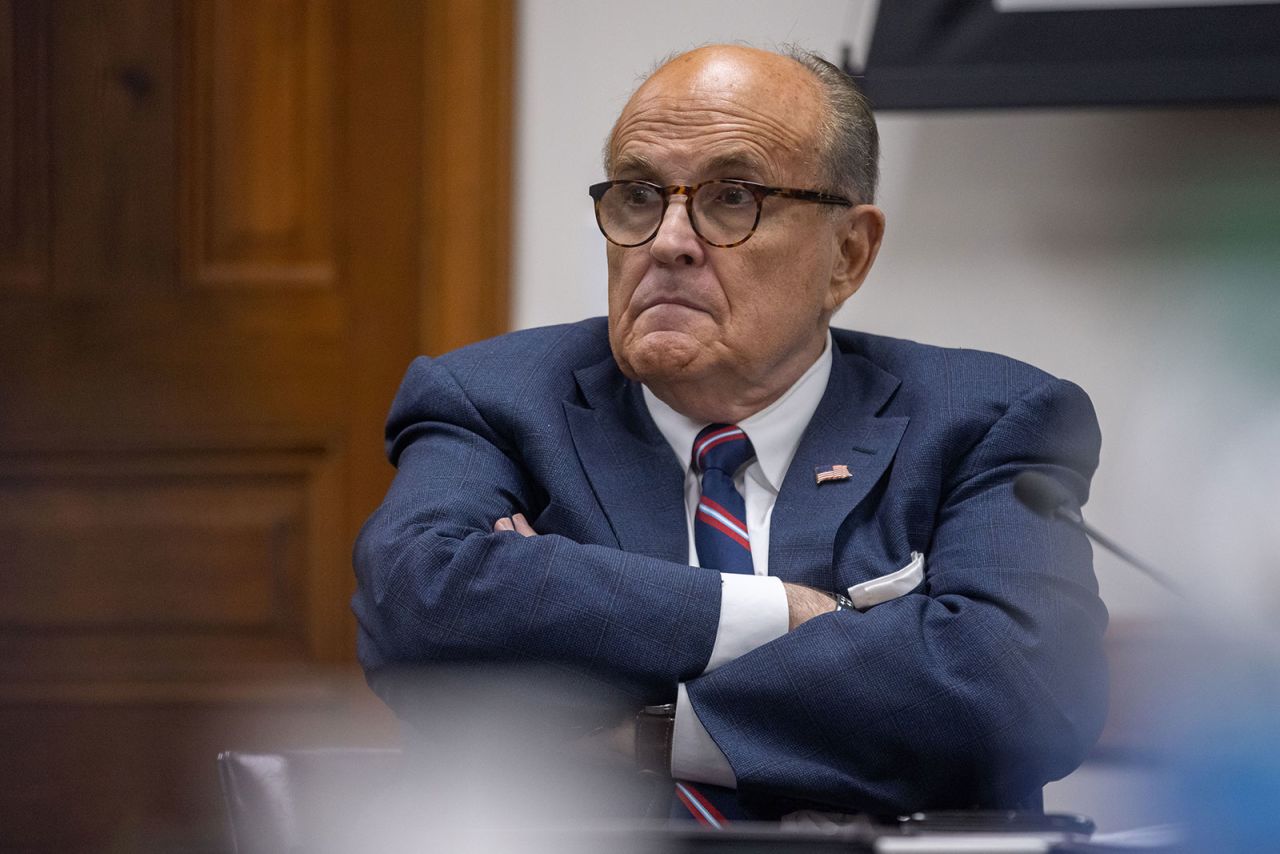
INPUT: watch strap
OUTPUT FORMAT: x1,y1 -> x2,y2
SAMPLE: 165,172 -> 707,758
635,703 -> 676,776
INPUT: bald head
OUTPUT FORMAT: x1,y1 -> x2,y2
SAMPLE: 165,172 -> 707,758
605,45 -> 878,204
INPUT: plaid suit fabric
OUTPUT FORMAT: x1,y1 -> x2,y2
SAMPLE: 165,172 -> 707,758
352,317 -> 1107,817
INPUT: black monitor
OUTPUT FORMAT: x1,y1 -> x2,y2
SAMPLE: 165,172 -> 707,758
854,0 -> 1280,109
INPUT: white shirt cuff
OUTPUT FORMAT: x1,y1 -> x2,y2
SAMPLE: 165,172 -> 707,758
705,573 -> 788,672
672,682 -> 737,788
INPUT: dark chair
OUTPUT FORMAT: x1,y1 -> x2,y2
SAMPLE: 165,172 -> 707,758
217,748 -> 403,854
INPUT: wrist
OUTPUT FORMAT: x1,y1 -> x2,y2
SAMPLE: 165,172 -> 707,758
785,582 -> 847,629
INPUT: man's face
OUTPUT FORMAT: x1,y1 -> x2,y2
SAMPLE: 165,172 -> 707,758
604,47 -> 870,402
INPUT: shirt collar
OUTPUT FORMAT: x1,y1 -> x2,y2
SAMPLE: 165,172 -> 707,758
642,333 -> 834,492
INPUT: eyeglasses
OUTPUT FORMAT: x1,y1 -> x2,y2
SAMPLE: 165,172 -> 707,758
587,179 -> 853,249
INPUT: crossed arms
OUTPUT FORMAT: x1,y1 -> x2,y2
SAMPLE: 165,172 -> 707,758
352,340 -> 1108,813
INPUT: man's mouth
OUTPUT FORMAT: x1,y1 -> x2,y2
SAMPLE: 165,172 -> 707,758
633,292 -> 707,316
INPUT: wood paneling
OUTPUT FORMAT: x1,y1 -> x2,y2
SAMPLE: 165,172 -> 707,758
0,296 -> 345,449
0,1 -> 513,849
0,449 -> 342,684
421,0 -> 513,354
0,0 -> 49,293
49,0 -> 176,297
184,0 -> 335,290
0,463 -> 306,629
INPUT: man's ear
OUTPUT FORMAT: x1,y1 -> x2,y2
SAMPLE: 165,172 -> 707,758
826,204 -> 885,312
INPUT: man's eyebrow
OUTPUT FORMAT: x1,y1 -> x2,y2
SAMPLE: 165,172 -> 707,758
610,151 -> 769,181
611,154 -> 658,178
702,152 -> 768,178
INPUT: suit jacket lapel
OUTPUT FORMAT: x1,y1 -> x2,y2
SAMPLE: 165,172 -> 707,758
768,344 -> 909,588
563,356 -> 689,564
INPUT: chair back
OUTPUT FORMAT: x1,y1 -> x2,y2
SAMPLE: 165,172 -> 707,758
217,748 -> 402,854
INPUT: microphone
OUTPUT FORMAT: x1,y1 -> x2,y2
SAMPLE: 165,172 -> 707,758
1013,471 -> 1183,595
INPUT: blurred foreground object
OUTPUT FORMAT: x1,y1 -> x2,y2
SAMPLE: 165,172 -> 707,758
220,668 -> 655,854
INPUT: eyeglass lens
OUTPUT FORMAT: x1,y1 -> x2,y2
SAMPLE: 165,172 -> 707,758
596,182 -> 760,247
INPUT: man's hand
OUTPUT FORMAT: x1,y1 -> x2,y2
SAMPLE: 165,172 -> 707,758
783,583 -> 837,631
493,512 -> 536,536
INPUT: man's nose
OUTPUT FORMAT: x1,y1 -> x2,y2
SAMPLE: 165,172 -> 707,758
649,195 -> 704,266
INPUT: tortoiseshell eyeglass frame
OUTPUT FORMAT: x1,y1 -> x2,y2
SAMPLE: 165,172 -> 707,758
587,179 -> 854,249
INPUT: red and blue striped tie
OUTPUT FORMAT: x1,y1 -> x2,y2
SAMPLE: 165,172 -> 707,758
672,424 -> 757,826
693,424 -> 755,575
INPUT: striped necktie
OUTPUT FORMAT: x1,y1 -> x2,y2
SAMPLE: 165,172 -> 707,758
670,424 -> 757,826
675,425 -> 752,824
693,423 -> 756,575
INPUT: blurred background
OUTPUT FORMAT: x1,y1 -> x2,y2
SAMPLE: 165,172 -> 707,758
1,0 -> 1276,851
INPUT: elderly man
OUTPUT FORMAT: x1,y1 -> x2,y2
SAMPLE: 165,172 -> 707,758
353,45 -> 1107,822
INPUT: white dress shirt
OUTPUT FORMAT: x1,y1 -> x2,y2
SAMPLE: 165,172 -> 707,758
641,333 -> 834,788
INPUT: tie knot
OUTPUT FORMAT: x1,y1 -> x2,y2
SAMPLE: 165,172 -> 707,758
693,424 -> 755,475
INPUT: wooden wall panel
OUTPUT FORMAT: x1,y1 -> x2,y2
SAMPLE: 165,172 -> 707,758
421,0 -> 512,354
0,473 -> 304,629
0,295 -> 345,450
49,0 -> 176,297
0,0 -> 49,293
184,0 -> 335,289
0,1 -> 514,848
0,449 -> 340,685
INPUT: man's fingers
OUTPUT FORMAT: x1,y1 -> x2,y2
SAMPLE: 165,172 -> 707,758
493,514 -> 537,537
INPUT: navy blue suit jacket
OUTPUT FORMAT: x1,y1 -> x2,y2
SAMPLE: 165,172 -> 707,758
352,317 -> 1108,815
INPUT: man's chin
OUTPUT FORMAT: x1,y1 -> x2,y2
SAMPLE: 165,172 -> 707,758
612,329 -> 709,384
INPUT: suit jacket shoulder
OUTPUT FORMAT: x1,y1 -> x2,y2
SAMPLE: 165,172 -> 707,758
385,318 -> 615,463
831,326 -> 1101,486
834,326 -> 1061,412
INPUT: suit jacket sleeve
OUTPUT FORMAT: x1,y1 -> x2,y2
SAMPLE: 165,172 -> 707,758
351,354 -> 721,704
684,374 -> 1109,813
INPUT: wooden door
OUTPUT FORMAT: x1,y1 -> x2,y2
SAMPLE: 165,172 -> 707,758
0,1 -> 511,850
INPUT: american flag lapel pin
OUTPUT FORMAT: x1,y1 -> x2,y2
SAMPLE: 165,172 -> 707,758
815,464 -> 851,485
